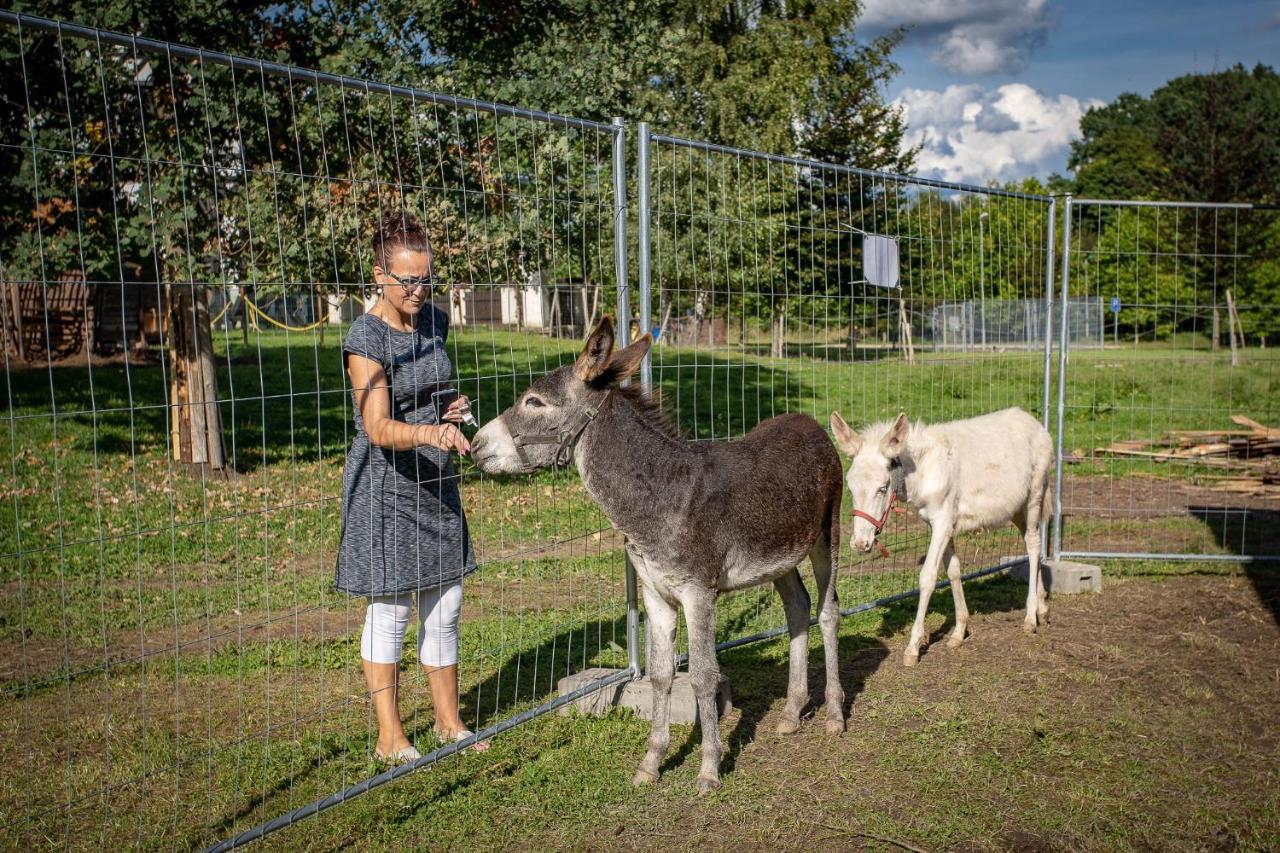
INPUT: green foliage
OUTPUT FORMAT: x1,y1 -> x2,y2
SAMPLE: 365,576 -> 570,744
1065,65 -> 1280,340
1070,65 -> 1280,203
414,0 -> 916,170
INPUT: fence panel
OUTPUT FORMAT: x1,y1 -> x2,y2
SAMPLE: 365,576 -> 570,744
1052,198 -> 1280,563
635,127 -> 1058,655
0,12 -> 631,848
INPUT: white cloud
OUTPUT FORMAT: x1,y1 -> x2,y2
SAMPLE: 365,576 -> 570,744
894,83 -> 1102,184
860,0 -> 1054,75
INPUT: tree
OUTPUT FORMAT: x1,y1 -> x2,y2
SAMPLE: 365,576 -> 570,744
0,1 -> 445,473
1069,65 -> 1280,203
412,0 -> 914,168
1066,66 -> 1280,342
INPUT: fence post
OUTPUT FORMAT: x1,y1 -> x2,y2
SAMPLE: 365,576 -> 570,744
637,122 -> 653,392
1040,196 -> 1057,429
1038,196 -> 1058,560
1051,195 -> 1073,560
611,117 -> 642,678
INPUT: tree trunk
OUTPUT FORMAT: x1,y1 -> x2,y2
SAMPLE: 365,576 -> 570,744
169,283 -> 227,475
770,304 -> 785,358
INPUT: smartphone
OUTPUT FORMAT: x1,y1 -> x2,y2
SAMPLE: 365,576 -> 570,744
431,388 -> 477,427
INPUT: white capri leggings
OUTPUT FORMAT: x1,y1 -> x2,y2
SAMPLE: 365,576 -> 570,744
360,583 -> 463,667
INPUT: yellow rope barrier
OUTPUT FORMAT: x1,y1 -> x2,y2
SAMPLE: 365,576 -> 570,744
242,295 -> 327,332
210,297 -> 233,327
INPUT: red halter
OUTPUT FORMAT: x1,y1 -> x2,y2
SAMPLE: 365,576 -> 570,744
851,490 -> 901,558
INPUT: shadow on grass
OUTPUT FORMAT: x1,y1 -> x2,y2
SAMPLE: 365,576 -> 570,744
1194,506 -> 1280,625
198,610 -> 633,842
5,331 -> 817,474
693,630 -> 891,781
874,569 -> 1037,664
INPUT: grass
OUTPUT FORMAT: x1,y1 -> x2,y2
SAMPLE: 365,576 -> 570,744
1,327 -> 1278,848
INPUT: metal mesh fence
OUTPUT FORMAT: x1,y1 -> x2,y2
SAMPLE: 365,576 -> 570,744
5,10 -> 1280,851
0,13 -> 628,848
925,296 -> 1104,350
635,128 -> 1057,654
1052,198 -> 1280,563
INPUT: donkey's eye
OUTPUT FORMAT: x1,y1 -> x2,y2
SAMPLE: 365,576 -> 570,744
524,396 -> 545,409
876,484 -> 889,495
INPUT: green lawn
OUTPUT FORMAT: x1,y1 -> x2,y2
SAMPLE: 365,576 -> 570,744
1,327 -> 1277,848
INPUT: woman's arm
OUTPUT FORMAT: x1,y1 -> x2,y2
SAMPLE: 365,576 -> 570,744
347,354 -> 470,454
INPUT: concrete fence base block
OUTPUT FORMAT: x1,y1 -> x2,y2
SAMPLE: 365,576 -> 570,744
557,668 -> 732,725
1005,556 -> 1103,594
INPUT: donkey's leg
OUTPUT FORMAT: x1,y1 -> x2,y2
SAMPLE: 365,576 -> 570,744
1021,510 -> 1046,633
633,584 -> 677,786
772,569 -> 811,735
680,588 -> 724,794
904,521 -> 953,667
809,532 -> 845,734
944,539 -> 970,648
1031,482 -> 1051,626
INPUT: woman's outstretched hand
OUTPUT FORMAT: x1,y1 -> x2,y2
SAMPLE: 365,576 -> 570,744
417,423 -> 470,455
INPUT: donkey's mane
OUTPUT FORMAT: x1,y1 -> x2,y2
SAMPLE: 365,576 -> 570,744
859,416 -> 926,454
614,384 -> 684,441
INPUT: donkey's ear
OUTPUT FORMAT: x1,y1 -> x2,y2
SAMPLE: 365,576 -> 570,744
880,412 -> 910,458
574,316 -> 616,381
607,334 -> 651,381
829,412 -> 863,457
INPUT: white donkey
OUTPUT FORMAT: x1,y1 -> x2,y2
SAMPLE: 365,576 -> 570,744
829,407 -> 1053,666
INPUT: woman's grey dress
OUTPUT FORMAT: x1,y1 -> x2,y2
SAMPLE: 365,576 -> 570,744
335,306 -> 476,597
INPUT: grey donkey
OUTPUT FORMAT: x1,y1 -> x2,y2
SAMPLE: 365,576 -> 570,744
471,317 -> 847,793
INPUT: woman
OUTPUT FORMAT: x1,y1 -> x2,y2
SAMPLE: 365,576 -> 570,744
336,211 -> 488,762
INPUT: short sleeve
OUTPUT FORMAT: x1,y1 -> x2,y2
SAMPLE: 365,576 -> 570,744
342,315 -> 388,371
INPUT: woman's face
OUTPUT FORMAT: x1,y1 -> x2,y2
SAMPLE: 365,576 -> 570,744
374,247 -> 434,315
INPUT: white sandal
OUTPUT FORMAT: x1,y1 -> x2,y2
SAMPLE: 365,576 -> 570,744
374,744 -> 422,765
434,725 -> 490,753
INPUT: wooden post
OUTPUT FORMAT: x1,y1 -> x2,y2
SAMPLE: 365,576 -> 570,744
1225,289 -> 1240,367
898,297 -> 915,366
1212,306 -> 1220,351
316,283 -> 325,346
1231,294 -> 1246,347
657,302 -> 672,345
169,283 -> 227,475
770,302 -> 785,358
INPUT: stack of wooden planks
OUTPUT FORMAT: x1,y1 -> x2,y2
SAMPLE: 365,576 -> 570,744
1095,415 -> 1280,496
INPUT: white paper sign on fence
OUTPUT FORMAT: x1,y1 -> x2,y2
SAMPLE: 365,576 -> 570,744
863,234 -> 900,289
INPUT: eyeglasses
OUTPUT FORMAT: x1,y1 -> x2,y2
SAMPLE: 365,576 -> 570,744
384,270 -> 436,293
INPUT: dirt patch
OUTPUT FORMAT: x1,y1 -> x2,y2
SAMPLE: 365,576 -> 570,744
547,570 -> 1280,851
0,537 -> 629,688
1061,472 -> 1280,517
0,603 -> 353,688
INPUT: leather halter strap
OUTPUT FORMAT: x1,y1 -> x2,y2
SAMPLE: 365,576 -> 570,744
850,488 -> 905,558
511,393 -> 608,469
851,489 -> 896,533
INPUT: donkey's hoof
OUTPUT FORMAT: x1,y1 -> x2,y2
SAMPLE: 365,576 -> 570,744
902,649 -> 919,667
825,717 -> 846,736
696,775 -> 721,795
946,630 -> 967,649
775,715 -> 802,736
1038,609 -> 1051,626
631,767 -> 659,786
1022,619 -> 1038,635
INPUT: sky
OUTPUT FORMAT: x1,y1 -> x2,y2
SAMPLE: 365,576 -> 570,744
858,0 -> 1280,185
